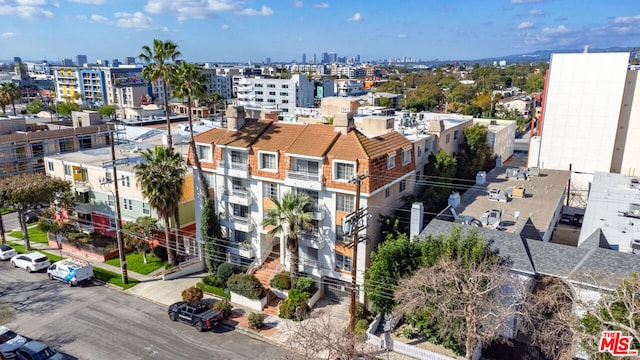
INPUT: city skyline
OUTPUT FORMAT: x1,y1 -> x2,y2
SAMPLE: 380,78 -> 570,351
1,0 -> 639,64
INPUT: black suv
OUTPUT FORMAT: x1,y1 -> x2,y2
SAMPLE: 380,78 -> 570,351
167,301 -> 221,332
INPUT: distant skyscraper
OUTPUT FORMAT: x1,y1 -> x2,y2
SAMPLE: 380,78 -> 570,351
266,57 -> 271,65
313,54 -> 317,64
76,54 -> 87,66
61,58 -> 73,66
124,57 -> 136,65
302,53 -> 306,64
328,52 -> 337,63
322,52 -> 329,64
356,54 -> 360,63
112,59 -> 121,67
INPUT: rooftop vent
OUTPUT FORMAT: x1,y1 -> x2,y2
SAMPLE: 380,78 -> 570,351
630,178 -> 640,190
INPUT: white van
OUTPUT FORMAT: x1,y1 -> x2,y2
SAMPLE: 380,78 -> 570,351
47,259 -> 94,286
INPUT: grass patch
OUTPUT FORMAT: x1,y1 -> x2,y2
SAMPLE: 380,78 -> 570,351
6,241 -> 26,254
105,252 -> 166,275
8,227 -> 48,244
1,207 -> 14,215
6,241 -> 63,262
196,281 -> 230,299
93,267 -> 139,289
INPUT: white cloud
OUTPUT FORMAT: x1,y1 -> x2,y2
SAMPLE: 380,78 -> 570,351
221,24 -> 229,30
612,15 -> 640,34
397,34 -> 407,39
542,24 -> 569,35
236,5 -> 273,16
294,0 -> 303,8
347,12 -> 362,21
2,32 -> 16,38
67,0 -> 105,4
613,14 -> 640,24
145,0 -> 240,21
518,21 -> 533,29
528,8 -> 544,15
314,2 -> 328,8
90,14 -> 109,23
114,11 -> 160,30
0,0 -> 54,18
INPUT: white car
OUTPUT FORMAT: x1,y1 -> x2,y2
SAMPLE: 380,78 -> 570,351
0,326 -> 28,358
10,252 -> 51,273
0,244 -> 17,260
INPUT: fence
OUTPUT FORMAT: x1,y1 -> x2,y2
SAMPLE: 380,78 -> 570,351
47,233 -> 119,261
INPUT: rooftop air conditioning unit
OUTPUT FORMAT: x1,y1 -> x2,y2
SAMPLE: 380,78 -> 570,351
630,178 -> 640,190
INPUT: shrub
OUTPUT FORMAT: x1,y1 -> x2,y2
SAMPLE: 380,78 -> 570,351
352,301 -> 369,321
402,326 -> 414,339
213,298 -> 233,319
203,274 -> 224,288
153,246 -> 168,261
355,319 -> 370,336
227,274 -> 265,300
279,289 -> 309,320
294,276 -> 317,294
181,286 -> 203,303
248,312 -> 266,329
216,262 -> 240,285
196,282 -> 230,299
38,220 -> 59,233
270,272 -> 291,290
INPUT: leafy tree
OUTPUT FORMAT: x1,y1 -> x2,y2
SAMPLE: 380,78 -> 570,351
376,80 -> 404,94
462,104 -> 482,117
134,146 -> 185,266
456,124 -> 495,180
262,191 -> 313,288
121,216 -> 159,264
139,39 -> 182,149
0,173 -> 73,251
170,61 -> 211,201
25,100 -> 45,114
201,198 -> 226,272
57,102 -> 80,116
99,105 -> 117,119
449,83 -> 476,104
406,83 -> 443,111
378,97 -> 392,108
524,73 -> 545,93
0,82 -> 21,115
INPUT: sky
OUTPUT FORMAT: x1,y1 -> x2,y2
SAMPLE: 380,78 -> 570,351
1,0 -> 639,64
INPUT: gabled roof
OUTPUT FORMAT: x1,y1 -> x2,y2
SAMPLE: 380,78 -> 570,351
252,122 -> 307,153
286,124 -> 340,157
327,129 -> 413,161
193,119 -> 272,148
326,131 -> 367,161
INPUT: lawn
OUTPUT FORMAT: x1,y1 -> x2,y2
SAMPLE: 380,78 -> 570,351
93,267 -> 139,289
8,227 -> 49,244
105,252 -> 166,275
6,241 -> 63,262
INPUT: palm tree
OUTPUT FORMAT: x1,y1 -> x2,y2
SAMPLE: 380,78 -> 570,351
262,191 -> 313,288
139,39 -> 182,149
0,82 -> 21,115
169,61 -> 211,201
134,146 -> 185,266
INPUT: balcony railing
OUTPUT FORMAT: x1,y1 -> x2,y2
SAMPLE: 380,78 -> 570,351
298,230 -> 326,250
286,170 -> 320,182
238,242 -> 256,258
74,180 -> 91,192
217,160 -> 248,171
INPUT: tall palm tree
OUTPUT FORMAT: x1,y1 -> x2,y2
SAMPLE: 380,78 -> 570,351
134,146 -> 185,266
169,61 -> 211,201
0,82 -> 21,115
262,191 -> 313,288
139,39 -> 182,149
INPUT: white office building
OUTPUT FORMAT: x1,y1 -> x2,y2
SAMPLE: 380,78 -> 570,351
236,74 -> 314,113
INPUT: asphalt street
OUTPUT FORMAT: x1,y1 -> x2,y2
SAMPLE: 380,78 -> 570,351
0,260 -> 292,360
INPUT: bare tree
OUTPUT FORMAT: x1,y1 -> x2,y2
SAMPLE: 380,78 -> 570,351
519,276 -> 577,360
396,257 -> 525,360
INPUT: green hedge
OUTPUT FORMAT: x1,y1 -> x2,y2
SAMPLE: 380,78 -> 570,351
270,271 -> 291,290
227,273 -> 265,300
196,281 -> 230,299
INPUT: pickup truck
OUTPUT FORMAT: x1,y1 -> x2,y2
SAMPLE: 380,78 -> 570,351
167,301 -> 221,332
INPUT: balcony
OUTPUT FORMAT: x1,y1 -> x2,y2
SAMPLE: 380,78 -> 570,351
220,214 -> 253,233
285,170 -> 322,191
238,242 -> 256,258
74,180 -> 91,193
75,203 -> 93,215
225,188 -> 253,206
216,160 -> 249,178
298,230 -> 326,250
311,205 -> 325,220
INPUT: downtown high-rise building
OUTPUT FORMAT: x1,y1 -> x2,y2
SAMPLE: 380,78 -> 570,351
76,55 -> 87,66
302,53 -> 306,64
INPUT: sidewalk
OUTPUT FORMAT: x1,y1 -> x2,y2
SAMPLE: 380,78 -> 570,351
4,231 -> 416,360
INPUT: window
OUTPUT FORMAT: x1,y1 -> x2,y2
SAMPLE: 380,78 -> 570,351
263,182 -> 278,199
399,180 -> 406,192
121,176 -> 130,187
143,203 -> 150,215
267,99 -> 276,103
402,149 -> 411,165
232,230 -> 248,243
267,84 -> 275,88
385,188 -> 390,198
335,254 -> 352,272
335,224 -> 347,242
336,194 -> 354,212
387,154 -> 395,169
105,171 -> 113,182
255,83 -> 263,87
232,204 -> 248,218
107,195 -> 115,207
282,84 -> 289,88
202,172 -> 215,189
417,147 -> 422,157
60,139 -> 74,153
280,92 -> 288,96
294,159 -> 319,175
454,130 -> 459,140
255,91 -> 263,95
334,162 -> 355,181
47,161 -> 54,172
123,199 -> 132,210
109,217 -> 117,229
196,144 -> 212,162
230,151 -> 248,167
296,188 -> 319,207
445,134 -> 451,144
282,99 -> 289,104
64,165 -> 71,176
259,153 -> 277,172
269,91 -> 276,96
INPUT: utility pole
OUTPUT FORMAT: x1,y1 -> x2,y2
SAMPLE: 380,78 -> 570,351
109,130 -> 128,284
347,173 -> 369,351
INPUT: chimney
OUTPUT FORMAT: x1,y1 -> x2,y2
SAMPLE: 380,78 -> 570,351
226,105 -> 246,131
409,202 -> 424,241
448,191 -> 460,207
427,119 -> 444,134
476,171 -> 486,185
333,112 -> 355,133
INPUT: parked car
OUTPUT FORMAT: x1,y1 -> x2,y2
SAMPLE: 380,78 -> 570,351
0,244 -> 17,260
47,259 -> 94,286
167,301 -> 221,332
0,326 -> 27,359
23,210 -> 41,224
10,252 -> 51,273
14,341 -> 64,360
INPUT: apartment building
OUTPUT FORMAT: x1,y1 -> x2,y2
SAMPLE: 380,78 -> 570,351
472,118 -> 516,164
200,67 -> 233,100
189,106 -> 415,300
495,95 -> 534,119
236,74 -> 314,113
